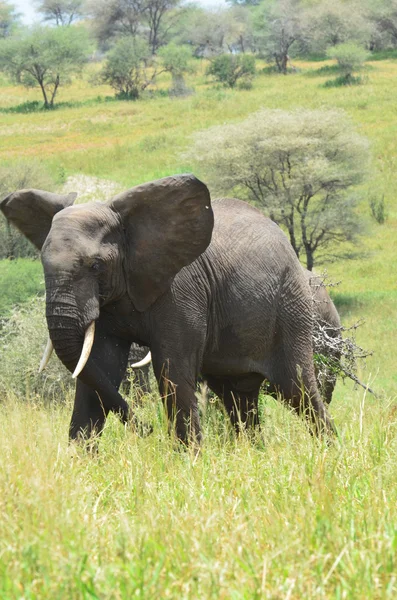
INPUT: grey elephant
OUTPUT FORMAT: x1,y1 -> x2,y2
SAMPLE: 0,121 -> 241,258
306,271 -> 342,404
122,272 -> 342,404
1,174 -> 335,444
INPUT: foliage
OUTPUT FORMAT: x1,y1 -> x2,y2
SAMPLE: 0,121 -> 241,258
0,296 -> 73,398
180,5 -> 254,56
0,0 -> 19,38
369,194 -> 387,224
254,0 -> 304,74
366,0 -> 397,49
326,42 -> 369,83
186,108 -> 370,270
158,42 -> 194,95
34,0 -> 84,26
0,25 -> 89,108
100,37 -> 159,99
87,0 -> 180,54
206,53 -> 256,88
158,42 -> 192,77
0,159 -> 56,259
300,0 -> 373,56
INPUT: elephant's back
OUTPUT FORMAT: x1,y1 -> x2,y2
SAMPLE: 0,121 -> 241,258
209,197 -> 298,268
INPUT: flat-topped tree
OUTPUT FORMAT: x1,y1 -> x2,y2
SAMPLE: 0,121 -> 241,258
0,0 -> 20,38
34,0 -> 84,26
0,26 -> 89,109
186,108 -> 370,271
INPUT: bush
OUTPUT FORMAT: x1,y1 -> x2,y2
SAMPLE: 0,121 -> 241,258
100,38 -> 156,100
158,43 -> 195,96
206,54 -> 256,88
326,43 -> 369,84
369,194 -> 387,224
0,296 -> 73,400
0,159 -> 56,259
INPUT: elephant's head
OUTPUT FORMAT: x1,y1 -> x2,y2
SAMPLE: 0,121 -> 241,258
1,175 -> 213,382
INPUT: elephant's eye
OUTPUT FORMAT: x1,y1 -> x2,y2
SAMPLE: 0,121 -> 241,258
90,260 -> 101,272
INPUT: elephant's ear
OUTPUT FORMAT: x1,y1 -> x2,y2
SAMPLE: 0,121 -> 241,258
0,189 -> 77,250
109,174 -> 214,311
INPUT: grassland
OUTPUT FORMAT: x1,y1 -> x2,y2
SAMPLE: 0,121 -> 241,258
0,59 -> 396,598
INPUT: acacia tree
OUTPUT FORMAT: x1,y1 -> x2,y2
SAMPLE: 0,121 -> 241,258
181,6 -> 254,56
255,0 -> 303,73
186,109 -> 370,270
0,0 -> 19,38
88,0 -> 180,53
301,0 -> 372,55
366,0 -> 397,48
145,0 -> 180,54
158,42 -> 194,94
34,0 -> 84,26
0,26 -> 89,108
87,0 -> 146,46
101,37 -> 161,99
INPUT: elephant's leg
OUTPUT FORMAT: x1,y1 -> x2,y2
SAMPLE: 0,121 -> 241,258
69,329 -> 131,442
205,374 -> 262,432
268,354 -> 335,436
152,358 -> 201,445
69,381 -> 109,441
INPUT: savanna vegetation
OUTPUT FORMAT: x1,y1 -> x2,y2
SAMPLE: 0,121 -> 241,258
0,0 -> 397,597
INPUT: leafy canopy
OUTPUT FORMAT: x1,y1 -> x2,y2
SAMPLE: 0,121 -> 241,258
100,37 -> 158,99
186,108 -> 370,270
206,53 -> 256,88
0,26 -> 89,108
326,42 -> 369,79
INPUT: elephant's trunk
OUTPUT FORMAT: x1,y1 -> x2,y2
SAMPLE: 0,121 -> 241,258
44,280 -> 131,422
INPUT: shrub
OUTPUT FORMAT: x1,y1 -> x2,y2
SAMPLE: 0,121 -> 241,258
100,38 -> 157,100
206,53 -> 256,88
158,43 -> 194,96
369,194 -> 387,224
0,296 -> 73,400
326,43 -> 369,84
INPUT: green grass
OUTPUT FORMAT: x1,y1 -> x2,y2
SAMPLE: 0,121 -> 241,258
0,391 -> 397,598
0,259 -> 43,318
0,58 -> 397,598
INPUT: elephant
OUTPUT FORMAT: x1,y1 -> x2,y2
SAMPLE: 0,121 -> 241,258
1,174 -> 335,444
305,271 -> 342,404
122,272 -> 342,405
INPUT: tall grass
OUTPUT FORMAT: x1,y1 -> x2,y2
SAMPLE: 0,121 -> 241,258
0,390 -> 396,598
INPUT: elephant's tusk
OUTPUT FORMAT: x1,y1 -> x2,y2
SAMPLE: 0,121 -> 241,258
131,351 -> 152,368
38,337 -> 54,373
72,321 -> 96,379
